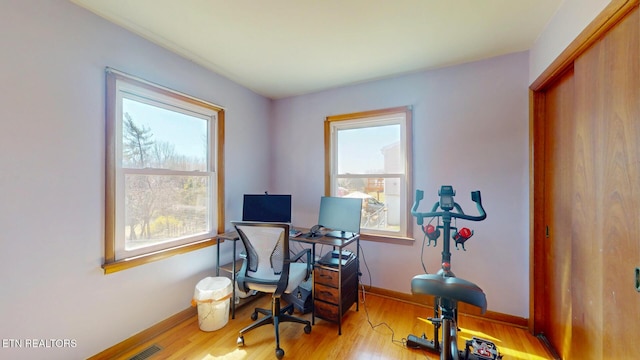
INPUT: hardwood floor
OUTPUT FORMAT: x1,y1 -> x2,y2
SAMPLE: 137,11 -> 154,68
98,291 -> 553,360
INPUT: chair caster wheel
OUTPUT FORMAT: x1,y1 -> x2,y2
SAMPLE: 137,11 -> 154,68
251,312 -> 258,321
304,324 -> 312,334
276,347 -> 284,359
236,336 -> 244,347
287,307 -> 294,315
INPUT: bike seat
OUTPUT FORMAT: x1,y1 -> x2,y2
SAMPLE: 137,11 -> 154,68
411,274 -> 487,314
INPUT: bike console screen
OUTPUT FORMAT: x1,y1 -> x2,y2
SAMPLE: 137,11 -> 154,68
438,185 -> 455,211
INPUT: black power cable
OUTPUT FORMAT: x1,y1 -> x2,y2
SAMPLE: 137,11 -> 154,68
357,243 -> 430,358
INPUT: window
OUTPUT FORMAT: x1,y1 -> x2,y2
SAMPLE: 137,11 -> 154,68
104,68 -> 225,273
325,106 -> 413,242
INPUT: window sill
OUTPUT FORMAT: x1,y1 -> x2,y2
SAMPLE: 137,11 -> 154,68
102,238 -> 216,274
359,233 -> 415,245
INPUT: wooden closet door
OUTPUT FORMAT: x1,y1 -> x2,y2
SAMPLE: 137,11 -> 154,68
542,69 -> 575,359
540,6 -> 639,358
583,8 -> 639,357
570,35 -> 605,360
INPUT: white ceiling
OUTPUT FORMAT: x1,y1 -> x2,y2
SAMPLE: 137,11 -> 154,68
71,0 -> 562,99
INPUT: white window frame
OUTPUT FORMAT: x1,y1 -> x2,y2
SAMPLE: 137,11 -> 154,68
104,68 -> 225,273
325,106 -> 413,243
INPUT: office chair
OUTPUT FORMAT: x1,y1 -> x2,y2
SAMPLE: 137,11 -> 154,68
232,221 -> 312,359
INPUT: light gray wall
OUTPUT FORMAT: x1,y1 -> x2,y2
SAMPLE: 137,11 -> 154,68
271,52 -> 531,317
0,1 -> 270,359
529,0 -> 611,83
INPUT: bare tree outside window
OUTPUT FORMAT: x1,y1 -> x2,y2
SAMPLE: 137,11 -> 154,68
121,109 -> 209,249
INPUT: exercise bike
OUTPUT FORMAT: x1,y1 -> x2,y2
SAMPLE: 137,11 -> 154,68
408,185 -> 501,360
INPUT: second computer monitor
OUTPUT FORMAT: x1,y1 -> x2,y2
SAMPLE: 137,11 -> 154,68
318,196 -> 362,238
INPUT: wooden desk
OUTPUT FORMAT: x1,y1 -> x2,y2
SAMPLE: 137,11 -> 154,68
215,227 -> 359,334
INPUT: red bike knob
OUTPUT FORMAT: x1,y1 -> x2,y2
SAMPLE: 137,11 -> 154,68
424,224 -> 440,241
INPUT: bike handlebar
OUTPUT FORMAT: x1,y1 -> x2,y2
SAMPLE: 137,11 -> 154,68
411,188 -> 487,225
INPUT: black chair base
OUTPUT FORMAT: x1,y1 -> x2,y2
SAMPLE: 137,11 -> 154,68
237,298 -> 311,359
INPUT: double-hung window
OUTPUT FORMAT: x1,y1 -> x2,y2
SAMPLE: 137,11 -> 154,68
104,68 -> 225,273
325,106 -> 413,242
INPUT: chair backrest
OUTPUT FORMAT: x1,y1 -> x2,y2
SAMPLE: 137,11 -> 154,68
232,221 -> 291,285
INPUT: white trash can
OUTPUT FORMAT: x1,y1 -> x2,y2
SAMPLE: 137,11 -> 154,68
192,277 -> 233,331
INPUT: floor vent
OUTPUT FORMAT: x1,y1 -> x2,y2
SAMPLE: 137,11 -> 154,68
129,344 -> 162,360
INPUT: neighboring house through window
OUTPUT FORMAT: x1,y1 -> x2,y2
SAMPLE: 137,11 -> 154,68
104,68 -> 224,273
325,106 -> 413,242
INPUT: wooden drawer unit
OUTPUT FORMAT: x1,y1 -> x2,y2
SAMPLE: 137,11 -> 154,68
314,279 -> 357,322
315,272 -> 357,304
313,255 -> 358,331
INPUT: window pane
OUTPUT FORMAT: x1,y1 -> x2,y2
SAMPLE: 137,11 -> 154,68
124,174 -> 210,250
337,124 -> 401,174
337,177 -> 401,233
122,98 -> 208,171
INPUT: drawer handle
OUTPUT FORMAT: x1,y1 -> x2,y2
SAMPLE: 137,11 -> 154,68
319,273 -> 334,279
318,290 -> 333,298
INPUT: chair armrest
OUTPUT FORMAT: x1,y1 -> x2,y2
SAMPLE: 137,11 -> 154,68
235,258 -> 250,293
288,248 -> 312,280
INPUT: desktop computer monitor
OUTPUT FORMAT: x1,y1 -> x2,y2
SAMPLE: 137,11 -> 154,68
318,196 -> 362,238
242,194 -> 292,223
